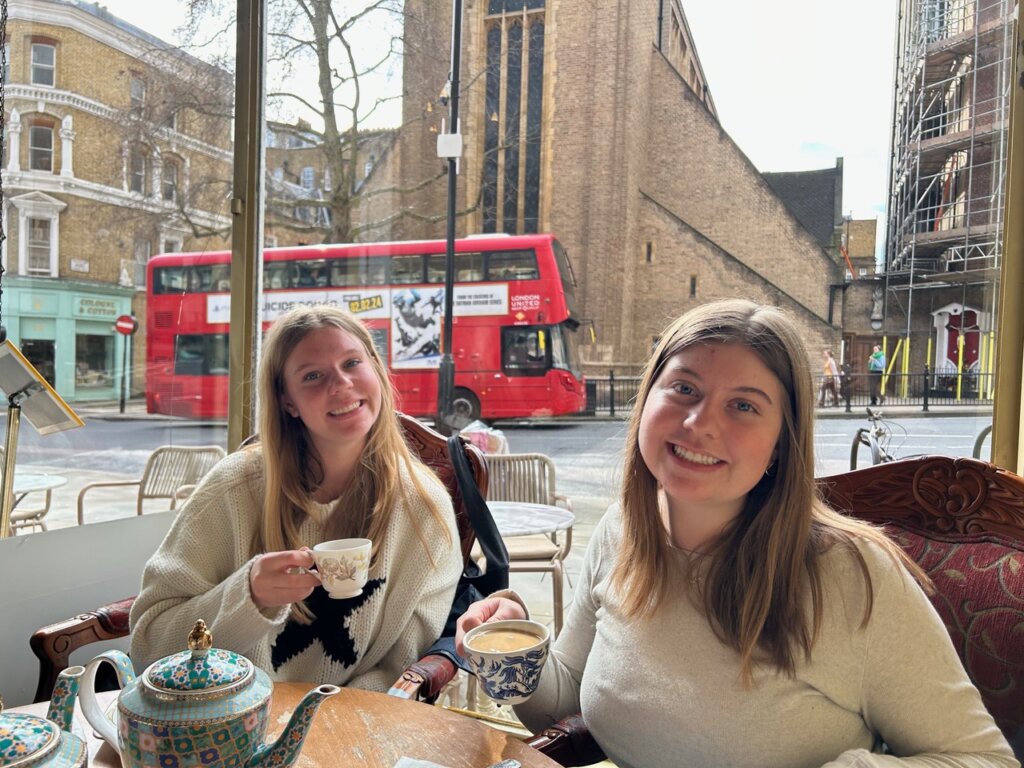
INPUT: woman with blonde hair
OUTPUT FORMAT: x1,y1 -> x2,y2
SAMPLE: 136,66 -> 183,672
132,305 -> 462,690
457,299 -> 1015,767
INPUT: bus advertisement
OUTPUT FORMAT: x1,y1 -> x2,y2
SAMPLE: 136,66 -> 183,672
145,234 -> 587,421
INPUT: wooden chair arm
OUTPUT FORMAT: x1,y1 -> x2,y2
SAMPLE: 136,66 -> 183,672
387,653 -> 458,702
77,480 -> 142,525
553,493 -> 573,512
29,596 -> 135,703
526,713 -> 606,767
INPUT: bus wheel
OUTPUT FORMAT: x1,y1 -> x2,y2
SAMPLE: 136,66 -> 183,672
450,388 -> 480,429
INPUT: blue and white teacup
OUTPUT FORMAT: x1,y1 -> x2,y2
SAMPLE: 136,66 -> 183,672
463,619 -> 550,704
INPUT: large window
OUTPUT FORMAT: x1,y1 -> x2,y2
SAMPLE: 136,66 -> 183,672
129,146 -> 147,194
30,43 -> 55,86
28,125 -> 53,171
26,217 -> 52,275
162,158 -> 179,202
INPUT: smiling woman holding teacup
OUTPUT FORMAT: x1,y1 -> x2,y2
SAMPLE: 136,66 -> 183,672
456,300 -> 1016,768
131,305 -> 462,690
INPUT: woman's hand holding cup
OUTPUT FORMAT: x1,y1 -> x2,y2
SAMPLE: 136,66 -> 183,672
455,596 -> 528,656
249,548 -> 320,609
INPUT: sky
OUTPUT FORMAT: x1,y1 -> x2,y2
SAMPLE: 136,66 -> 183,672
683,1 -> 899,222
96,0 -> 898,221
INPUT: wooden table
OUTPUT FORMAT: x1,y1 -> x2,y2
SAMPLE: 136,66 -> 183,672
12,682 -> 559,768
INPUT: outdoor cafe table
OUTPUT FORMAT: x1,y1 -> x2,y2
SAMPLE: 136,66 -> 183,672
12,681 -> 560,768
486,501 -> 575,539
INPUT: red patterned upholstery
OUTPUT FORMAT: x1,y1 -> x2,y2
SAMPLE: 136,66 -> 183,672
819,455 -> 1024,758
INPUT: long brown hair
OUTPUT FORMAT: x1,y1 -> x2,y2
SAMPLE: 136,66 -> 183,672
610,299 -> 927,683
252,305 -> 451,620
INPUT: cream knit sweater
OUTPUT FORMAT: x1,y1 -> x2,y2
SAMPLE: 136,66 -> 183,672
130,449 -> 462,692
515,505 -> 1018,768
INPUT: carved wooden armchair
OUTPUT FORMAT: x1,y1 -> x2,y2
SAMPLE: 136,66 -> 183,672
31,415 -> 487,704
529,455 -> 1024,765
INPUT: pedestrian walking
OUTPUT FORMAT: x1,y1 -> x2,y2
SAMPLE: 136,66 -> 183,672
819,349 -> 840,407
869,344 -> 886,405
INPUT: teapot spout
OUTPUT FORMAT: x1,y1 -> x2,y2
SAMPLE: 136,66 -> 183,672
247,684 -> 340,768
45,665 -> 85,732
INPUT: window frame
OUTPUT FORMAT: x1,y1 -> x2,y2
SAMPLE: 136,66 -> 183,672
30,43 -> 55,87
28,124 -> 54,172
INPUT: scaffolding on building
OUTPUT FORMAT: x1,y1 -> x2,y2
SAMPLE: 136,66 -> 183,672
883,0 -> 1014,396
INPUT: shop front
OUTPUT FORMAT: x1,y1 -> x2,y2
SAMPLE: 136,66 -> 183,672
6,277 -> 136,403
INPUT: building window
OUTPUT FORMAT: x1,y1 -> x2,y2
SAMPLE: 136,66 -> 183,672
129,147 -> 147,194
858,266 -> 868,277
162,159 -> 179,202
30,43 -> 55,87
163,109 -> 177,131
300,166 -> 315,189
26,217 -> 52,274
134,239 -> 152,262
29,125 -> 53,171
689,275 -> 697,297
645,242 -> 653,263
130,76 -> 146,115
482,13 -> 546,234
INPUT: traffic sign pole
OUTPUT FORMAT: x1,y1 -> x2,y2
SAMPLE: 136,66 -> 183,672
114,314 -> 138,414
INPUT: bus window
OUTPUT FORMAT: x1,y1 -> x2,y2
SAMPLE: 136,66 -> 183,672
427,252 -> 484,282
366,327 -> 388,364
210,264 -> 231,291
502,326 -> 549,377
264,262 -> 295,289
365,256 -> 389,285
153,266 -> 187,294
456,252 -> 484,281
330,256 -> 390,287
392,254 -> 425,284
296,260 -> 327,287
175,334 -> 228,375
487,249 -> 538,280
426,254 -> 446,283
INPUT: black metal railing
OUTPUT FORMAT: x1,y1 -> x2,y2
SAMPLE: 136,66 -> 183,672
576,366 -> 992,417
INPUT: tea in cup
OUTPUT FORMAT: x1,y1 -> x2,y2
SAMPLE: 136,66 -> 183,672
312,538 -> 372,599
462,619 -> 550,704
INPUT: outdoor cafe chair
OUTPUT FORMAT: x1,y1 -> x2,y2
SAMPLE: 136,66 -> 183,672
528,455 -> 1024,766
0,446 -> 54,535
76,444 -> 226,525
484,452 -> 573,636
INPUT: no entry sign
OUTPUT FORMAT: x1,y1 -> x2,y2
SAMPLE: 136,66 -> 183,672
115,314 -> 138,335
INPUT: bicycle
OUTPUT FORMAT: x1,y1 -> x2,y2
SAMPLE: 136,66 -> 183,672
849,407 -> 907,470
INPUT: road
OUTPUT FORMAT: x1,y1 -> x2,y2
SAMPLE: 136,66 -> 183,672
7,411 -> 990,533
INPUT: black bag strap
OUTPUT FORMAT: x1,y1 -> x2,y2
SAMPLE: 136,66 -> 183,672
447,435 -> 509,584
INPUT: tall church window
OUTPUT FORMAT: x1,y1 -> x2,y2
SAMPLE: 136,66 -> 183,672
503,21 -> 522,234
483,2 -> 546,234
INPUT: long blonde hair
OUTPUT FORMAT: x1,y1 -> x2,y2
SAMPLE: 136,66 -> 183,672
252,305 -> 450,618
610,299 -> 927,683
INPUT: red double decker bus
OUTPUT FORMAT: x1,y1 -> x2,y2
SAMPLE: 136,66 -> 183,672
145,233 -> 586,421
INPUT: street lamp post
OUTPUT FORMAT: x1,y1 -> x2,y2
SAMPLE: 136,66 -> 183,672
436,0 -> 464,433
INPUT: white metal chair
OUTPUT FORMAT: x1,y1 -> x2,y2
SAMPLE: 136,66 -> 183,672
484,452 -> 573,636
77,444 -> 226,524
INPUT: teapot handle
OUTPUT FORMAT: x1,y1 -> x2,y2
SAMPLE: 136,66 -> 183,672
80,650 -> 136,751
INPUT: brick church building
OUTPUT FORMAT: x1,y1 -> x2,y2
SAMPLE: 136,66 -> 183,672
396,0 -> 843,372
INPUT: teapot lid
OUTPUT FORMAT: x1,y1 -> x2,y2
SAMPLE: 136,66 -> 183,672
143,621 -> 253,699
0,709 -> 60,768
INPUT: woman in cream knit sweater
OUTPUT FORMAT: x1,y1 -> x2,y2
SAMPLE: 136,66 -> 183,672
131,305 -> 462,690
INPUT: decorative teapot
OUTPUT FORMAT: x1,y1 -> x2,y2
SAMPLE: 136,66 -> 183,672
0,666 -> 87,768
77,620 -> 339,768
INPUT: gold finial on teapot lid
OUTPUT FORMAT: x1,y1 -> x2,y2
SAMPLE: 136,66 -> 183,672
187,620 -> 213,658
